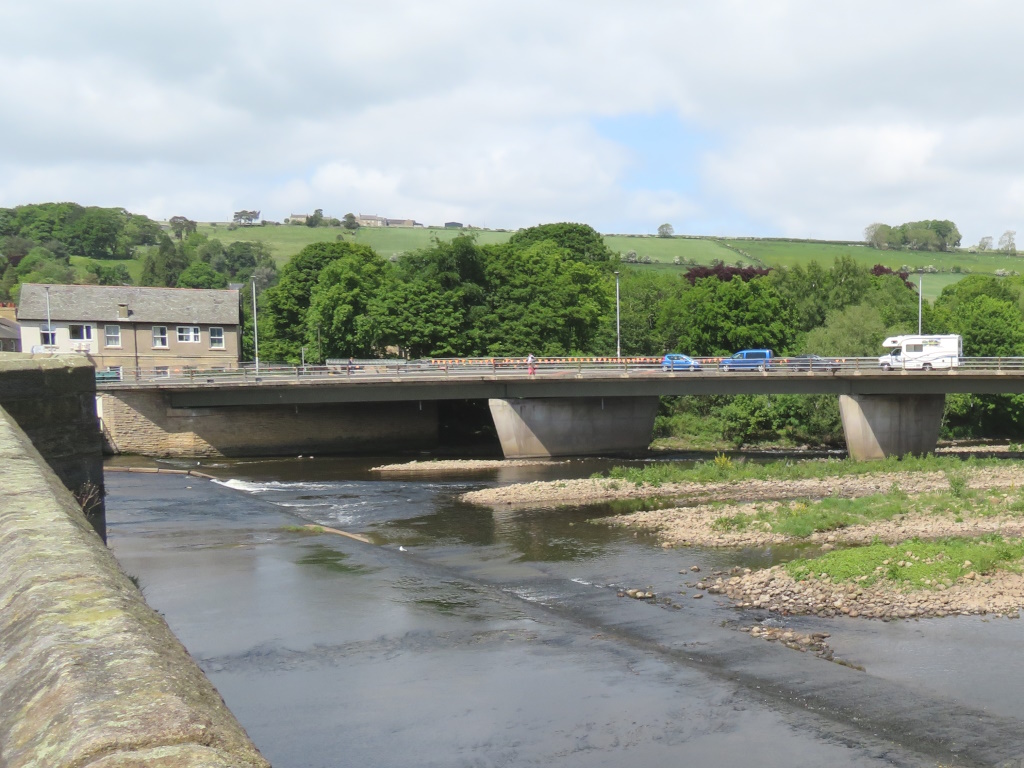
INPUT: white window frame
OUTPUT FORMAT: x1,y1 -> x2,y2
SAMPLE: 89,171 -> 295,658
209,326 -> 225,349
177,326 -> 201,343
107,366 -> 122,381
152,326 -> 168,348
69,324 -> 93,341
105,324 -> 121,347
40,323 -> 56,347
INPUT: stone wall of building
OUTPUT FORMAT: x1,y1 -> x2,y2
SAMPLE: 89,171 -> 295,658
99,388 -> 439,457
0,405 -> 269,768
0,353 -> 105,536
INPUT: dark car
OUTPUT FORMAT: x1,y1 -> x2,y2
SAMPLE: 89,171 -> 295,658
661,353 -> 701,371
788,354 -> 840,372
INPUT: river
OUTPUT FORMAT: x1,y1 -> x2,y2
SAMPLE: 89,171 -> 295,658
104,455 -> 1024,768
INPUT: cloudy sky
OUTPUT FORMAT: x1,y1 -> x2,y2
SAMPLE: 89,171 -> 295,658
2,1 -> 1023,243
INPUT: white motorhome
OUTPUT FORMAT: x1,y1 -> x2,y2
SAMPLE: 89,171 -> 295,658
879,334 -> 962,370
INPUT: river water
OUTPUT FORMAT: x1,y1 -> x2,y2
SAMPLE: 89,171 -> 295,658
104,455 -> 1024,768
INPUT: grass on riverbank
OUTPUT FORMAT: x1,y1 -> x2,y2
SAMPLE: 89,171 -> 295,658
784,536 -> 1024,589
709,483 -> 1018,539
599,454 -> 1014,487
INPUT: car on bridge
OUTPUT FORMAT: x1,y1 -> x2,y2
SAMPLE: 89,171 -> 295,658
661,353 -> 701,371
785,354 -> 840,372
719,349 -> 773,371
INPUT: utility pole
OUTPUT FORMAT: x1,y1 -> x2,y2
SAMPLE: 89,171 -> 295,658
614,271 -> 621,358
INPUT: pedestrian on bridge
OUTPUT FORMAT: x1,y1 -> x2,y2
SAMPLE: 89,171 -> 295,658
527,353 -> 537,375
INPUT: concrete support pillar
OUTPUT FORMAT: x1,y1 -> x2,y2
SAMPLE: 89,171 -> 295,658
838,394 -> 945,461
488,397 -> 659,458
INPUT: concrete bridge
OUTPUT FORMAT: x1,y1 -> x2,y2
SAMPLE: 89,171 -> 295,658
97,357 -> 1024,460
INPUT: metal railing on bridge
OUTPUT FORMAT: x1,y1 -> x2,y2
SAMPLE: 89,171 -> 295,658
94,356 -> 1024,388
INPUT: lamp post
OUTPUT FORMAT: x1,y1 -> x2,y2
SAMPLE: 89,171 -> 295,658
918,273 -> 923,335
614,271 -> 621,359
251,278 -> 260,376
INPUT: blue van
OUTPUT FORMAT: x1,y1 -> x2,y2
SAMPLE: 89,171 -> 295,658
718,349 -> 773,371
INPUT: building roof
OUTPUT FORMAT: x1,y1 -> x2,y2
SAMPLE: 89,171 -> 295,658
0,317 -> 19,340
16,284 -> 240,325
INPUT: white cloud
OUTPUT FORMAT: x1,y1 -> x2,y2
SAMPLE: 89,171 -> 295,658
4,1 -> 1024,240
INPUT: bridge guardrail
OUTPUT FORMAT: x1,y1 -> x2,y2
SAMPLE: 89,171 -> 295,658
93,356 -> 1024,388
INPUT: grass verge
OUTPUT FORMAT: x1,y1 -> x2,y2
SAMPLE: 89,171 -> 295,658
784,536 -> 1024,589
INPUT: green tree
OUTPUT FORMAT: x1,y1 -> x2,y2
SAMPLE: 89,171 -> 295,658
478,240 -> 611,355
261,241 -> 380,362
343,213 -> 359,230
139,234 -> 192,287
305,248 -> 391,359
507,222 -> 613,263
803,303 -> 889,357
176,261 -> 229,289
657,275 -> 797,356
657,223 -> 674,238
84,261 -> 132,285
306,209 -> 324,228
169,215 -> 198,240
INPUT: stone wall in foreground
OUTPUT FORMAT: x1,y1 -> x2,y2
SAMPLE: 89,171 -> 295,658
0,353 -> 105,536
0,405 -> 270,768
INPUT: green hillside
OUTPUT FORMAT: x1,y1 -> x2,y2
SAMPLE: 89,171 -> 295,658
193,224 -> 511,264
177,222 -> 1024,303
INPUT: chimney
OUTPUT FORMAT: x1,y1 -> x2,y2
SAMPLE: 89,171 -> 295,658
117,303 -> 129,320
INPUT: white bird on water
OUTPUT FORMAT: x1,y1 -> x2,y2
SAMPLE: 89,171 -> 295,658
399,546 -> 407,552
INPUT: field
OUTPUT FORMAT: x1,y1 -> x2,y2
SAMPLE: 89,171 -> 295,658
603,235 -> 735,264
194,224 -> 511,264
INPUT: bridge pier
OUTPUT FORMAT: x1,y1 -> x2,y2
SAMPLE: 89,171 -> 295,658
488,397 -> 659,458
838,394 -> 945,461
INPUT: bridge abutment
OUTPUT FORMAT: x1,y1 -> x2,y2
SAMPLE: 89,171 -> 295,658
488,396 -> 659,458
838,393 -> 945,461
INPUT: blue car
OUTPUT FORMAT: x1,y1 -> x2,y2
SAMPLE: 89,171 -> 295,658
661,353 -> 701,372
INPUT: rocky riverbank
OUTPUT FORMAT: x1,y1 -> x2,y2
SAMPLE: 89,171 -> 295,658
371,459 -> 565,472
461,461 -> 1024,620
460,465 -> 1024,507
700,565 -> 1024,620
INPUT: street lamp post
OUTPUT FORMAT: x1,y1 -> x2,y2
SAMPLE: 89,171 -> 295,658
251,278 -> 260,376
614,271 -> 621,359
918,273 -> 923,335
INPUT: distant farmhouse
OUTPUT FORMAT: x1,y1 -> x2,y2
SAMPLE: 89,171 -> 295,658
356,214 -> 422,228
287,213 -> 310,224
17,284 -> 240,378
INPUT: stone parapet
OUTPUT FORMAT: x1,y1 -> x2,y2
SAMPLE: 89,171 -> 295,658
0,406 -> 269,767
0,352 -> 105,536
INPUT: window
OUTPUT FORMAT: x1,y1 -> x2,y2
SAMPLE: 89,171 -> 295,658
209,326 -> 225,349
152,326 -> 168,348
177,326 -> 201,343
69,324 -> 92,341
908,344 -> 923,353
107,366 -> 122,381
105,324 -> 121,347
154,366 -> 170,377
40,324 -> 56,346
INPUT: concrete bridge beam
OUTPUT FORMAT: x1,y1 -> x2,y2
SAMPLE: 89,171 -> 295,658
838,393 -> 945,461
488,396 -> 660,458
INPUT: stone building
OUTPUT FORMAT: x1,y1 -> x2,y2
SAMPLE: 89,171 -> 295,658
16,284 -> 240,378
